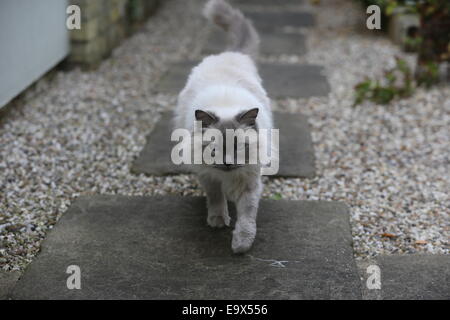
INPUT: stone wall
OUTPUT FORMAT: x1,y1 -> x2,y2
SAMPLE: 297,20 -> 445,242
69,0 -> 159,66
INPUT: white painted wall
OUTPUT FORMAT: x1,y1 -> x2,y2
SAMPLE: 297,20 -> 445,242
0,0 -> 69,108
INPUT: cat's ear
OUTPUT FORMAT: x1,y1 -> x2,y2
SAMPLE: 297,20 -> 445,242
195,109 -> 217,126
237,108 -> 259,126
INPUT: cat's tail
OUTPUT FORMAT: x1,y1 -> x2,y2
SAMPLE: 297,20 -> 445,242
203,0 -> 260,58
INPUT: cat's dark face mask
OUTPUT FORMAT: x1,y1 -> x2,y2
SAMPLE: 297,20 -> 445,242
195,108 -> 259,171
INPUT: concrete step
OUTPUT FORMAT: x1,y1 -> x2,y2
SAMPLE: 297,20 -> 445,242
244,11 -> 315,32
155,61 -> 330,98
233,0 -> 304,8
0,271 -> 20,300
131,111 -> 315,178
10,195 -> 361,299
204,29 -> 307,56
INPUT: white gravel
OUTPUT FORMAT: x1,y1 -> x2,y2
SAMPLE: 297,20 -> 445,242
0,0 -> 448,271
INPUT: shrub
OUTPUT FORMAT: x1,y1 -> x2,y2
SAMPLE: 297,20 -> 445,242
354,0 -> 449,105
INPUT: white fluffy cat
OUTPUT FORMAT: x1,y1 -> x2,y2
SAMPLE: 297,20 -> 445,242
173,0 -> 274,253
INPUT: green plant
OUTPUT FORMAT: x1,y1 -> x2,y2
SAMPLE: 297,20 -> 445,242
416,61 -> 440,88
354,0 -> 449,104
271,193 -> 283,200
354,57 -> 414,105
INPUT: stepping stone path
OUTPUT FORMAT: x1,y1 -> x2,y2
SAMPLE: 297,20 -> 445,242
10,196 -> 361,299
156,61 -> 330,98
204,29 -> 307,56
5,2 -> 448,301
157,5 -> 327,98
131,111 -> 316,178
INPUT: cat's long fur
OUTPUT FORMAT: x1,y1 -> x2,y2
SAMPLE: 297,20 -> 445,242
173,0 -> 273,253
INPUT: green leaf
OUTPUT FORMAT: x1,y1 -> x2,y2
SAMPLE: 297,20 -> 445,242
373,87 -> 396,104
272,193 -> 283,200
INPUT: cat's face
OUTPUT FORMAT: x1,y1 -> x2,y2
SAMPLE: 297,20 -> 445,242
195,108 -> 259,171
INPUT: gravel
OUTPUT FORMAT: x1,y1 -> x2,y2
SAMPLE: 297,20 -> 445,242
0,0 -> 448,271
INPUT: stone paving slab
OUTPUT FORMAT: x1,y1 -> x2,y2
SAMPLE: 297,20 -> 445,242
131,111 -> 315,178
234,0 -> 303,6
358,255 -> 450,300
261,63 -> 329,98
245,11 -> 315,32
10,195 -> 361,299
203,29 -> 306,56
0,271 -> 20,300
156,61 -> 330,98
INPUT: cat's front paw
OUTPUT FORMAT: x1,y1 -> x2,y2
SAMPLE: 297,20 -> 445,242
222,212 -> 231,226
207,215 -> 227,228
207,206 -> 230,228
231,225 -> 256,253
